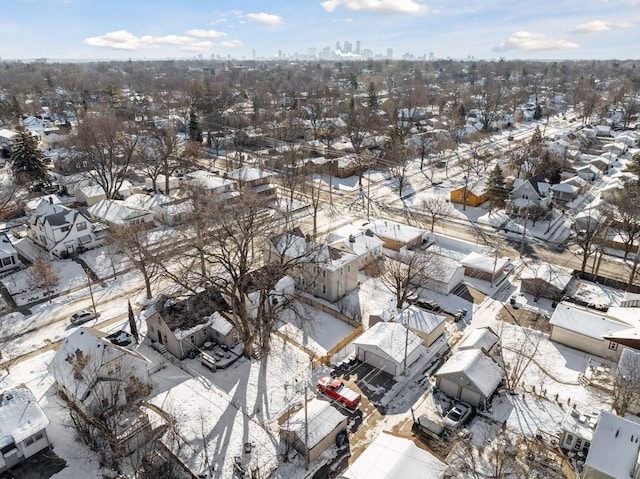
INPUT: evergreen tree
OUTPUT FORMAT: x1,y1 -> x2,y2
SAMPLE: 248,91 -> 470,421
487,164 -> 508,209
367,82 -> 378,108
458,102 -> 466,119
188,108 -> 202,143
10,126 -> 48,186
533,105 -> 543,120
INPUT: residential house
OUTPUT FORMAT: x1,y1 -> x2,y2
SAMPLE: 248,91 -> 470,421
145,174 -> 182,194
267,230 -> 359,303
183,170 -> 238,201
362,220 -> 425,251
449,182 -> 489,208
0,129 -> 18,157
48,327 -> 151,414
144,289 -> 235,359
0,233 -> 19,274
550,182 -> 580,204
559,404 -> 598,454
398,306 -> 446,348
0,385 -> 51,473
87,199 -> 154,228
434,348 -> 504,408
76,185 -> 107,206
326,225 -> 384,269
226,166 -> 278,203
459,251 -> 510,284
353,322 -> 423,378
48,327 -> 155,459
549,302 -> 636,361
342,432 -> 447,479
245,269 -> 295,320
280,398 -> 348,462
576,164 -> 601,182
520,262 -> 574,301
582,411 -> 640,479
424,256 -> 465,294
507,173 -> 552,216
26,199 -> 98,257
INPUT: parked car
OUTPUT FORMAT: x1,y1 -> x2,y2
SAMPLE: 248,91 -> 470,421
413,299 -> 442,312
70,310 -> 98,325
443,401 -> 473,429
317,376 -> 361,409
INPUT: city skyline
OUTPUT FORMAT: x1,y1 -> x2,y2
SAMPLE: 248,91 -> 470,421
1,0 -> 638,62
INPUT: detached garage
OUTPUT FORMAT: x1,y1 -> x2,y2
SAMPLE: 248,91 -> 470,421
353,322 -> 423,378
435,349 -> 504,408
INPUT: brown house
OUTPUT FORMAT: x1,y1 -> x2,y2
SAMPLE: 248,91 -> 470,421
144,289 -> 234,360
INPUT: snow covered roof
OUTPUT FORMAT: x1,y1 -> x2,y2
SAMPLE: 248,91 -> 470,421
342,432 -> 446,479
226,166 -> 273,182
88,199 -> 153,225
549,302 -> 630,340
281,398 -> 347,449
48,327 -> 150,403
520,262 -> 573,290
79,185 -> 106,199
364,220 -> 425,244
0,233 -> 16,256
207,311 -> 234,337
458,327 -> 499,352
353,322 -> 423,365
435,349 -> 504,397
551,182 -> 578,193
0,385 -> 50,448
399,306 -> 446,335
460,251 -> 509,274
561,404 -> 599,442
325,227 -> 384,257
125,193 -> 172,210
585,411 -> 640,478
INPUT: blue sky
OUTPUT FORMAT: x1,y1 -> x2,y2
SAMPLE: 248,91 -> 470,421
2,0 -> 638,61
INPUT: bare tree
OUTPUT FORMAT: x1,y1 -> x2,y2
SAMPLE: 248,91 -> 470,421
135,127 -> 185,194
109,223 -> 163,299
71,110 -> 139,199
374,248 -> 442,310
612,349 -> 640,415
602,188 -> 640,261
415,195 -> 454,233
27,257 -> 59,302
496,324 -> 541,392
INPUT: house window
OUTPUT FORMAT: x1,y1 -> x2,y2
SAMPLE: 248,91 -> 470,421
322,284 -> 327,294
609,341 -> 618,351
322,270 -> 326,278
563,433 -> 575,448
340,268 -> 343,276
77,221 -> 87,231
25,436 -> 34,446
190,335 -> 195,343
61,225 -> 71,233
34,432 -> 44,441
347,265 -> 351,273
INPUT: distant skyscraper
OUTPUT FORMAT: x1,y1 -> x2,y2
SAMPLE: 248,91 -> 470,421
336,41 -> 342,51
387,48 -> 393,59
429,52 -> 435,61
356,40 -> 361,54
308,47 -> 316,57
363,48 -> 373,59
252,49 -> 256,60
278,50 -> 283,59
344,41 -> 352,53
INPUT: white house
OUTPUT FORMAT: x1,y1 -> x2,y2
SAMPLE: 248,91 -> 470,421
507,173 -> 552,216
76,185 -> 107,206
0,233 -> 19,274
582,411 -> 640,479
459,251 -> 509,284
353,322 -> 423,378
434,349 -> 504,408
26,200 -> 98,257
280,398 -> 348,462
576,164 -> 601,182
48,327 -> 151,414
0,385 -> 51,473
342,432 -> 447,479
549,302 -> 635,361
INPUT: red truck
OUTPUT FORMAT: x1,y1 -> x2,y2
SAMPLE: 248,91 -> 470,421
317,376 -> 361,409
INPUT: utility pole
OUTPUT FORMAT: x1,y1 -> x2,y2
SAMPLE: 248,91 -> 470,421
403,312 -> 410,376
304,386 -> 309,471
86,271 -> 97,319
520,204 -> 529,257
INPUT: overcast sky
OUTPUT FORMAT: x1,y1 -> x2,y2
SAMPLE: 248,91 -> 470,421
2,0 -> 638,61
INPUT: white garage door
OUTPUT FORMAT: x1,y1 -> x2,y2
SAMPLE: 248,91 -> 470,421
360,348 -> 397,376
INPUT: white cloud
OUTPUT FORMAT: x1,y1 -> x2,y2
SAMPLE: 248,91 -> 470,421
180,41 -> 213,53
246,12 -> 283,25
321,0 -> 427,14
185,29 -> 227,39
494,31 -> 579,52
572,20 -> 611,33
82,30 -> 156,50
218,40 -> 243,48
153,35 -> 193,45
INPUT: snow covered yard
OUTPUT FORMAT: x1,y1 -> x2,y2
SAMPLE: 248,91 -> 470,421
1,259 -> 86,306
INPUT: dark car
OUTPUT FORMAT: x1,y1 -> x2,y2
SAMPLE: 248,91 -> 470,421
414,299 -> 442,312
